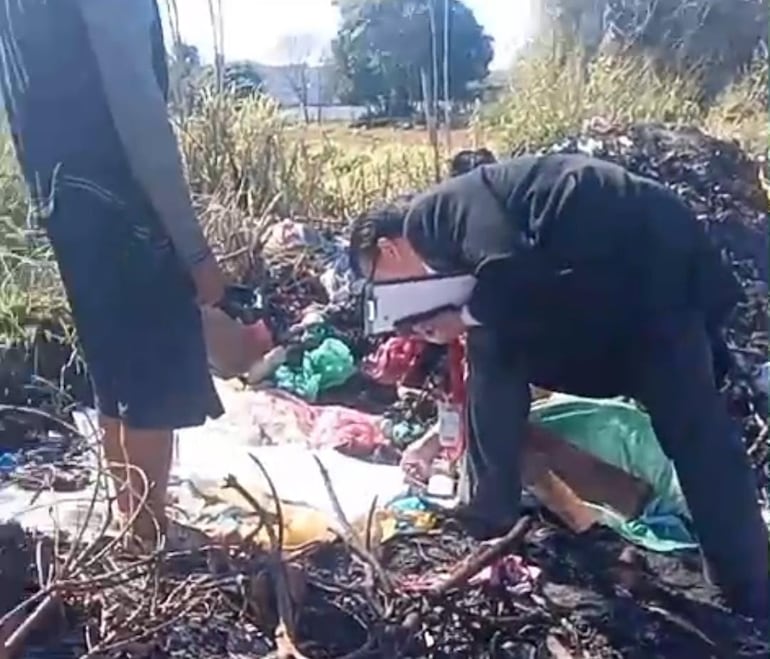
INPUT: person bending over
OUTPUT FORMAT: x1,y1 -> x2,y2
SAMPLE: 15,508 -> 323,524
348,153 -> 769,619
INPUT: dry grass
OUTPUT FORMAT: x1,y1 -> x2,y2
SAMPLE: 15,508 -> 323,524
480,51 -> 704,154
704,57 -> 769,157
0,135 -> 69,344
286,124 -> 476,149
0,50 -> 765,345
178,93 -> 442,222
480,49 -> 767,159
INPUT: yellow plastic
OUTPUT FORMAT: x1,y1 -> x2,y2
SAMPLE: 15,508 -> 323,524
194,484 -> 436,550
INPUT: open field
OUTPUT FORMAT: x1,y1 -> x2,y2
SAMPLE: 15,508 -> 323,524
0,50 -> 766,347
284,124 -> 480,149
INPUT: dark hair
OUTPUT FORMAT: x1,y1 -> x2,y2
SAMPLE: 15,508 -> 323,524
348,194 -> 414,278
449,148 -> 496,177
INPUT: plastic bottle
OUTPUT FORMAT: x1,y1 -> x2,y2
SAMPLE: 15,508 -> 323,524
437,398 -> 463,453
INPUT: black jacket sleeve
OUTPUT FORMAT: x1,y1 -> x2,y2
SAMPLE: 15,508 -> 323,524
404,168 -> 521,273
404,167 -> 538,331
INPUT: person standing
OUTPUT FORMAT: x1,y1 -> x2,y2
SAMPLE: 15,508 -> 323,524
0,0 -> 225,544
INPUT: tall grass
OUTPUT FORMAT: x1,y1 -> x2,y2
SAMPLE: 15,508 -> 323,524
178,90 -> 436,221
175,89 -> 438,279
479,50 -> 704,154
0,49 -> 765,345
705,55 -> 769,157
0,132 -> 68,345
479,48 -> 768,159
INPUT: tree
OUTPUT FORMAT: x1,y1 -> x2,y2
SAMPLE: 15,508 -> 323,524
314,49 -> 341,122
166,43 -> 263,115
275,34 -> 324,123
168,42 -> 207,115
536,0 -> 767,95
222,61 -> 264,98
331,0 -> 494,115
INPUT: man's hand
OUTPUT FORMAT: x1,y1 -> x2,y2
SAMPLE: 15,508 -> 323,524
413,308 -> 466,344
191,253 -> 226,306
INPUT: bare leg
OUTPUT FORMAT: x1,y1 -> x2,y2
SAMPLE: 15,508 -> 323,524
100,415 -> 173,543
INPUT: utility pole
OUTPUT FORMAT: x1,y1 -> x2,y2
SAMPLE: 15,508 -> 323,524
421,68 -> 440,183
443,0 -> 452,155
427,0 -> 440,125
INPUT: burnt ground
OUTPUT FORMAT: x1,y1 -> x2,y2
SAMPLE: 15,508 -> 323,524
0,517 -> 767,659
0,124 -> 767,658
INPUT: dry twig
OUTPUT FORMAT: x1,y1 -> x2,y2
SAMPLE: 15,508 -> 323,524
312,455 -> 393,594
430,516 -> 533,597
225,466 -> 308,659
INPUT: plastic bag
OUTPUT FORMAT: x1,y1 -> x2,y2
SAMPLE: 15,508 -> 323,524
274,337 -> 355,401
531,394 -> 695,551
531,394 -> 687,513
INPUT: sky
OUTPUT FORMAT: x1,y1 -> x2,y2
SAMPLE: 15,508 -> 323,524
166,0 -> 537,70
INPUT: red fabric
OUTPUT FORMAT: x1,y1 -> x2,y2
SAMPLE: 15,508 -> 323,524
447,340 -> 467,404
363,336 -> 426,385
261,390 -> 387,457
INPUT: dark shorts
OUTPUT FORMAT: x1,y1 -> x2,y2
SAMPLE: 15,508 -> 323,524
44,180 -> 223,430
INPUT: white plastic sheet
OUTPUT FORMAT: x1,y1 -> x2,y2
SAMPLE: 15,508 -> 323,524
0,379 -> 409,539
172,382 -> 408,529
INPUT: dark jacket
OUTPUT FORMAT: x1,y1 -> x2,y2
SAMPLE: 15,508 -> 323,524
0,0 -> 210,268
0,0 -> 166,195
404,154 -> 742,341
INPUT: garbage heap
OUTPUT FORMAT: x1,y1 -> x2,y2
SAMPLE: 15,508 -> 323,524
0,124 -> 768,659
251,122 -> 770,488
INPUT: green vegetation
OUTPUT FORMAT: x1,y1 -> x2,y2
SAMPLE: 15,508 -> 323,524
479,49 -> 768,157
0,43 -> 766,347
481,52 -> 701,154
331,0 -> 493,114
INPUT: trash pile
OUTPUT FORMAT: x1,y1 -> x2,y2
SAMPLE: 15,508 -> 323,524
0,124 -> 768,658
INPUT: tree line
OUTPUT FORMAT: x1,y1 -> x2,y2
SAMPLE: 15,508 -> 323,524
169,0 -> 494,119
169,0 -> 767,119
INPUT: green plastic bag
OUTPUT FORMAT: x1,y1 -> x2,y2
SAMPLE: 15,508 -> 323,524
530,394 -> 696,551
274,337 -> 355,401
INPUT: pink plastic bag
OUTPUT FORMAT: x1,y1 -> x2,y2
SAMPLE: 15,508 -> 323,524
363,336 -> 425,385
307,406 -> 387,457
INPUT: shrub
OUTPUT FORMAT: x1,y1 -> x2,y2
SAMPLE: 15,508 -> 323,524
480,49 -> 702,154
705,55 -> 769,157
